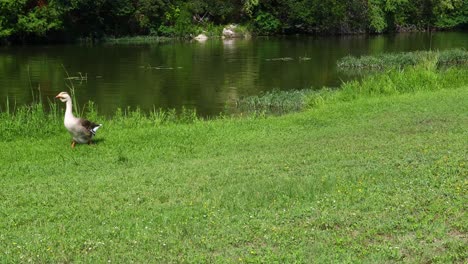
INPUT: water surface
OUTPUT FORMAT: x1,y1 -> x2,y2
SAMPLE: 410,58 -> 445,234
0,32 -> 466,116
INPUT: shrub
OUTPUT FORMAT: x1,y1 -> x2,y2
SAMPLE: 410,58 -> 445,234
253,11 -> 281,35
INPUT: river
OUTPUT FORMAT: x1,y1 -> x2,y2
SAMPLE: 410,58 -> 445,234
0,32 -> 466,116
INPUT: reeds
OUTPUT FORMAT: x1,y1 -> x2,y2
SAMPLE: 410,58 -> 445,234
235,89 -> 316,115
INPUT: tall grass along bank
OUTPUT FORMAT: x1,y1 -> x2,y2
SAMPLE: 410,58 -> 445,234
337,49 -> 468,72
234,89 -> 316,115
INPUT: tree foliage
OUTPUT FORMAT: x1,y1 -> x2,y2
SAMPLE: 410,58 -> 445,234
0,0 -> 62,40
0,0 -> 466,43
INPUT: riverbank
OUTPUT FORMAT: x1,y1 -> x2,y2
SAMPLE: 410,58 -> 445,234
2,1 -> 466,45
102,24 -> 251,44
1,65 -> 467,262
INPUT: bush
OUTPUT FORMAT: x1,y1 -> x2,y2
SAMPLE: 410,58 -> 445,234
158,5 -> 198,38
253,11 -> 281,35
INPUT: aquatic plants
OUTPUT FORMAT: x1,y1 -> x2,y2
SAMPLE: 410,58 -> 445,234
337,49 -> 468,72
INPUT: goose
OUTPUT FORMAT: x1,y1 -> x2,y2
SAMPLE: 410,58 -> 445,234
55,92 -> 102,148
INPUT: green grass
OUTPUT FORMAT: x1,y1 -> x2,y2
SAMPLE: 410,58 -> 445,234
1,65 -> 467,262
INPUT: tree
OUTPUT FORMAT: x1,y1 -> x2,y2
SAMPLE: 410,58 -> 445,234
434,0 -> 468,28
0,0 -> 63,41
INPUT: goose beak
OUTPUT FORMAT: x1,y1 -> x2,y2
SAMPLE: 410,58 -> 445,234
55,95 -> 61,99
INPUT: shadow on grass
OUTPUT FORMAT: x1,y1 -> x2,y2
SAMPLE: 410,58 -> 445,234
92,138 -> 106,145
71,138 -> 106,147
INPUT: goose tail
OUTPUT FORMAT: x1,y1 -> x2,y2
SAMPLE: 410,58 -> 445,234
91,124 -> 102,135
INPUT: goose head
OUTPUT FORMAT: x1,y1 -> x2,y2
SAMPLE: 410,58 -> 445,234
55,92 -> 71,103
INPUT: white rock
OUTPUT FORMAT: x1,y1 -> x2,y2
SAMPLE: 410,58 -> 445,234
222,24 -> 238,38
194,33 -> 208,41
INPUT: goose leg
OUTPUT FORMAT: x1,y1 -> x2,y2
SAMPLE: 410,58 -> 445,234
71,141 -> 76,148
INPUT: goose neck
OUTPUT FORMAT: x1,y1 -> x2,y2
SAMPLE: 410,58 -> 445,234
65,99 -> 74,119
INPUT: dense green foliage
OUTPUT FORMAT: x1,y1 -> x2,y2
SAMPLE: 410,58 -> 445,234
0,0 -> 466,43
1,63 -> 467,261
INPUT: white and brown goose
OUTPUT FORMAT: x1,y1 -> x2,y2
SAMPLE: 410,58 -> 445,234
55,92 -> 102,148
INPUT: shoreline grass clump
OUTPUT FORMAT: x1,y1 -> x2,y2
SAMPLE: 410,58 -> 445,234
437,48 -> 468,67
306,66 -> 468,110
0,99 -> 200,142
0,102 -> 62,142
337,51 -> 427,70
316,65 -> 468,104
112,106 -> 200,127
337,49 -> 468,73
234,89 -> 316,115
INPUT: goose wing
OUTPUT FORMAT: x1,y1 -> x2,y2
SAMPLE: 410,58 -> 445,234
79,118 -> 102,135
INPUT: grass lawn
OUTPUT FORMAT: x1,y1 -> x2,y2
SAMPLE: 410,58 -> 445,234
1,87 -> 467,261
